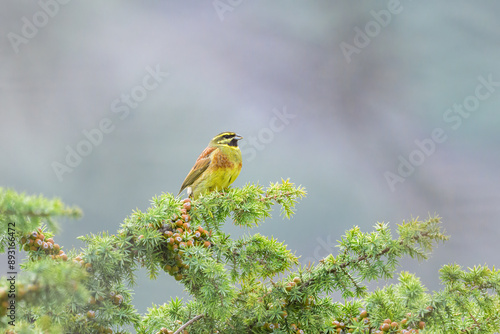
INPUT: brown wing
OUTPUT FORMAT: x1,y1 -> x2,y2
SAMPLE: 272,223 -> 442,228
178,146 -> 216,194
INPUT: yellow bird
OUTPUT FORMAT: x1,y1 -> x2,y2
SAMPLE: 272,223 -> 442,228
178,132 -> 243,199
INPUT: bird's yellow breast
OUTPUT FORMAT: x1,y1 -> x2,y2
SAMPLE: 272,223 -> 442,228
191,145 -> 242,198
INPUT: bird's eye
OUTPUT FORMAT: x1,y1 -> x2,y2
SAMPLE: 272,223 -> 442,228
223,134 -> 234,139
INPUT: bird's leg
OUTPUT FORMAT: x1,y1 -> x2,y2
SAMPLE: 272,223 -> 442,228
187,186 -> 193,199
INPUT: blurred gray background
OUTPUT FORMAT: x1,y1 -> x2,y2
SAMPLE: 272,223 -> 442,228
1,1 -> 499,314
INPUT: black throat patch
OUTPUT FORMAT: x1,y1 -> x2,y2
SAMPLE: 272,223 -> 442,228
228,138 -> 238,147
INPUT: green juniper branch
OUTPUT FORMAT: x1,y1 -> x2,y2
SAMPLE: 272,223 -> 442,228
1,183 -> 500,333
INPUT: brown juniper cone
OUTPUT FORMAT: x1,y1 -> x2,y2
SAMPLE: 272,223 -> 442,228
8,201 -> 207,331
2,230 -> 70,317
20,229 -> 127,330
329,310 -> 427,334
20,228 -> 67,260
156,321 -> 189,334
155,198 -> 212,280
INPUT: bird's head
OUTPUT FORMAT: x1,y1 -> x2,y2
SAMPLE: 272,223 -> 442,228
210,132 -> 243,148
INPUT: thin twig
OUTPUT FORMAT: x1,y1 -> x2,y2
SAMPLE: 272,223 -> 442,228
302,233 -> 430,290
467,310 -> 480,329
1,209 -> 52,217
461,315 -> 490,333
259,191 -> 297,202
340,266 -> 362,292
173,314 -> 204,334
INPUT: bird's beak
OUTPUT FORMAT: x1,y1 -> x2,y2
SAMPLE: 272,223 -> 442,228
234,134 -> 243,141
